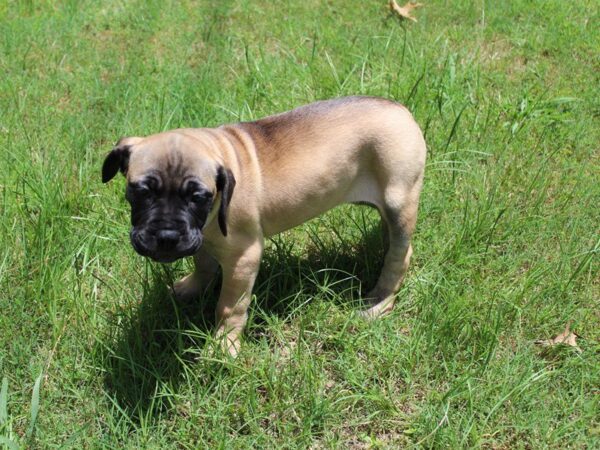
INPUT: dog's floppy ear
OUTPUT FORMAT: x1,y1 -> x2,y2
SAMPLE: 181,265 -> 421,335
216,166 -> 236,236
101,137 -> 142,183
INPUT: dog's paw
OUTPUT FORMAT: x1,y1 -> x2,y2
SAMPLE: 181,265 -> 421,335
172,273 -> 201,301
221,337 -> 240,359
358,290 -> 395,320
213,326 -> 242,359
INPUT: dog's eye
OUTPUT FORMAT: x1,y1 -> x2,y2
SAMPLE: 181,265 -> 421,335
190,192 -> 209,204
128,184 -> 154,200
136,185 -> 151,195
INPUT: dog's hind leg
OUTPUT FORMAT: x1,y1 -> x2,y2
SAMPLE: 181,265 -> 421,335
380,215 -> 390,253
361,185 -> 420,318
173,248 -> 219,300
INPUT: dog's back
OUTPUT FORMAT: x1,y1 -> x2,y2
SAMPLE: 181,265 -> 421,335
232,96 -> 426,235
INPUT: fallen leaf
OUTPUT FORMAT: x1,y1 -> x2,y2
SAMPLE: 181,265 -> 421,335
535,322 -> 582,353
389,0 -> 423,22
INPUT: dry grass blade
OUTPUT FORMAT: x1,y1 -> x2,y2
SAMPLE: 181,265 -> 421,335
389,0 -> 423,22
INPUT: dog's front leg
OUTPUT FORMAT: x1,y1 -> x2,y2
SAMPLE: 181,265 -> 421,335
173,247 -> 219,300
214,237 -> 263,357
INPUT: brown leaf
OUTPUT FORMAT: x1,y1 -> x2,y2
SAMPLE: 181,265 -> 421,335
389,0 -> 423,22
535,322 -> 582,353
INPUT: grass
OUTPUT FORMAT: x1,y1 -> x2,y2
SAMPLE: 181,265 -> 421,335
0,0 -> 599,447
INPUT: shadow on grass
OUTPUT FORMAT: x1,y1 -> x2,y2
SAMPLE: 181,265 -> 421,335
101,213 -> 385,422
253,220 -> 385,317
100,266 -> 218,422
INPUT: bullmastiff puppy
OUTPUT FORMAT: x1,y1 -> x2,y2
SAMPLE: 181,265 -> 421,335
102,96 -> 426,357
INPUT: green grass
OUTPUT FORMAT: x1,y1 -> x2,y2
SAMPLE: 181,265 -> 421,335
1,0 -> 599,448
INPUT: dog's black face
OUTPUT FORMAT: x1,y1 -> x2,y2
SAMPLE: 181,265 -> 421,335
102,135 -> 236,264
126,176 -> 213,263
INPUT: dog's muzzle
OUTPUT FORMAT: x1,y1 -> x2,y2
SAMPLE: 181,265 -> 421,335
130,227 -> 202,263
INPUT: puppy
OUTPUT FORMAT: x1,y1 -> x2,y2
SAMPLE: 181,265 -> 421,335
102,96 -> 426,356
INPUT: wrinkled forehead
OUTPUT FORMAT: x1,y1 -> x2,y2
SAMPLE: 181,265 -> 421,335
127,134 -> 218,188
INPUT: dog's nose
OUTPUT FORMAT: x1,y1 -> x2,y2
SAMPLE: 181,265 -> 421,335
156,229 -> 180,248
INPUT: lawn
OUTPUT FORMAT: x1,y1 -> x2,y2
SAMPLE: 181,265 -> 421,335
0,0 -> 598,448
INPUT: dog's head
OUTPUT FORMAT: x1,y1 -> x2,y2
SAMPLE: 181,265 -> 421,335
102,132 -> 235,263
